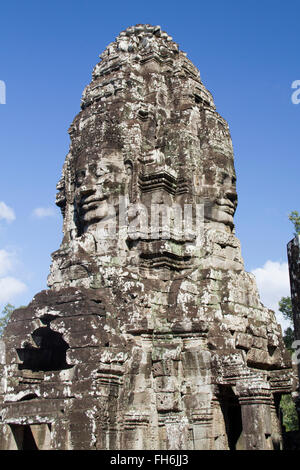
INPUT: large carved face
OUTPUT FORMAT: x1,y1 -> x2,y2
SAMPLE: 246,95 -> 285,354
210,168 -> 238,228
196,162 -> 238,230
74,151 -> 126,234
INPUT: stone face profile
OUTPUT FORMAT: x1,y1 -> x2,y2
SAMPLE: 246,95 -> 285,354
0,24 -> 294,450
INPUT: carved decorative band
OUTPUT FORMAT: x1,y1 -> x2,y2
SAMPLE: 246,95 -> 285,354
238,396 -> 271,406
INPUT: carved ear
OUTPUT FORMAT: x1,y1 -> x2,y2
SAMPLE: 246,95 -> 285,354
55,175 -> 66,215
124,159 -> 133,172
124,159 -> 133,201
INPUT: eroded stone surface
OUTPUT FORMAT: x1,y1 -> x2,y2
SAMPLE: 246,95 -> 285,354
0,24 -> 294,450
288,235 -> 300,417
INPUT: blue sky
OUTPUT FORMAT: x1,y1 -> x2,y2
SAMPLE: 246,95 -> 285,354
0,0 -> 299,328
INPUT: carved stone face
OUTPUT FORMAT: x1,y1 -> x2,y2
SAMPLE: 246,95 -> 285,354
199,165 -> 238,229
211,170 -> 238,228
74,152 -> 126,233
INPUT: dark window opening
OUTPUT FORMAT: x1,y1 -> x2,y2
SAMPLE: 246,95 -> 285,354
219,386 -> 243,450
10,425 -> 38,450
23,426 -> 38,450
268,345 -> 277,356
126,238 -> 138,250
19,393 -> 39,401
39,314 -> 59,326
17,327 -> 72,372
9,424 -> 51,450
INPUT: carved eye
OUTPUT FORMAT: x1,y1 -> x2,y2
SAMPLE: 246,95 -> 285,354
89,164 -> 97,176
95,164 -> 109,177
75,170 -> 86,186
219,172 -> 234,186
124,160 -> 133,175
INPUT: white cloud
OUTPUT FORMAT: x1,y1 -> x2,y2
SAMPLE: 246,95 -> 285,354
0,277 -> 27,303
32,207 -> 57,218
0,248 -> 27,307
251,260 -> 291,331
0,201 -> 15,222
0,249 -> 14,277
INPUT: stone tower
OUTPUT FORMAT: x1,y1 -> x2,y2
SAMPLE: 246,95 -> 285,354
0,25 -> 293,450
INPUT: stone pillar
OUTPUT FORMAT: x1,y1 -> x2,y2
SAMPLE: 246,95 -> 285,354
190,409 -> 213,450
211,396 -> 229,450
123,412 -> 151,449
270,397 -> 283,450
237,379 -> 273,450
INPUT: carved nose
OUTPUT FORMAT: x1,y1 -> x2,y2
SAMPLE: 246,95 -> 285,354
226,189 -> 237,204
78,172 -> 96,196
79,184 -> 95,197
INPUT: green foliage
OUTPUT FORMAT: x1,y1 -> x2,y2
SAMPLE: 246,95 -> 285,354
279,296 -> 293,323
0,303 -> 15,337
280,327 -> 299,430
283,326 -> 295,351
278,296 -> 299,431
289,211 -> 300,236
280,394 -> 299,432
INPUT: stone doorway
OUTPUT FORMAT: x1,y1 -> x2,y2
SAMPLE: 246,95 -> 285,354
219,386 -> 244,450
8,423 -> 51,450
